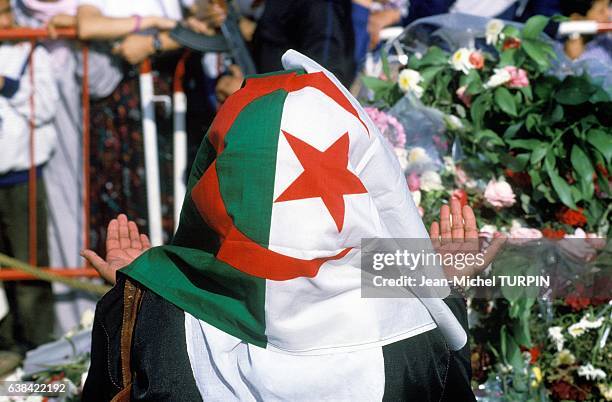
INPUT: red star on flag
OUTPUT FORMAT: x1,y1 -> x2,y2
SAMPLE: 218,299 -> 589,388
275,130 -> 367,232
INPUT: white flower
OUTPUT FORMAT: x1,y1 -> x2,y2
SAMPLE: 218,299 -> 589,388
568,322 -> 587,338
407,147 -> 431,166
548,326 -> 565,352
398,68 -> 424,98
24,397 -> 44,402
486,19 -> 505,45
498,363 -> 513,374
394,147 -> 408,171
552,349 -> 576,367
420,171 -> 444,191
597,383 -> 612,401
411,190 -> 422,207
484,68 -> 512,88
443,156 -> 456,174
578,363 -> 607,381
580,314 -> 604,329
80,308 -> 95,328
445,115 -> 464,131
450,48 -> 474,75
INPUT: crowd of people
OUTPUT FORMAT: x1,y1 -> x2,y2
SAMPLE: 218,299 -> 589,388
0,0 -> 609,378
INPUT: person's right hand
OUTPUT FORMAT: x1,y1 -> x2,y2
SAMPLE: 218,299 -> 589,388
81,214 -> 151,285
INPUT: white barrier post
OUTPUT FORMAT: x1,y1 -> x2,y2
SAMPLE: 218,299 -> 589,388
139,60 -> 163,246
172,56 -> 188,233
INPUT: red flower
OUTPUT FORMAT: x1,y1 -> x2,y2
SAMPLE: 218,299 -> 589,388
502,37 -> 521,50
504,168 -> 531,188
452,189 -> 468,207
468,51 -> 484,69
542,227 -> 565,239
596,163 -> 609,178
566,297 -> 590,311
558,207 -> 588,227
529,346 -> 540,364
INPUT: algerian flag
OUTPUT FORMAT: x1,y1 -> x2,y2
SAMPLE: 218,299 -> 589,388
122,50 -> 466,399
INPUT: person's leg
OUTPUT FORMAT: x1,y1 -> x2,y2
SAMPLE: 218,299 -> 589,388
4,178 -> 55,349
0,186 -> 19,352
441,296 -> 476,402
382,327 -> 451,402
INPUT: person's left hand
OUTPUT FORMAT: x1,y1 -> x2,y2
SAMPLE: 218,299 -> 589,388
113,34 -> 154,65
429,199 -> 506,279
81,214 -> 151,285
216,65 -> 244,102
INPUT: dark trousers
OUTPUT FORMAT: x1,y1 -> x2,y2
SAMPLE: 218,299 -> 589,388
0,178 -> 55,353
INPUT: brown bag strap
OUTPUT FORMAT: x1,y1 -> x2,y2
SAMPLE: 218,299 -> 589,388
110,278 -> 144,402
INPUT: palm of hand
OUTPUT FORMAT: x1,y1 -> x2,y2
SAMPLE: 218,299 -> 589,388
429,199 -> 506,279
81,214 -> 151,285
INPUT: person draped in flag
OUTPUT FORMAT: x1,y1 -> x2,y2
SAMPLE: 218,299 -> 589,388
81,50 -> 505,401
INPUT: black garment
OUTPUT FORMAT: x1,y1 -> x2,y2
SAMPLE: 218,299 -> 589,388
0,177 -> 55,354
252,0 -> 356,88
83,274 -> 475,401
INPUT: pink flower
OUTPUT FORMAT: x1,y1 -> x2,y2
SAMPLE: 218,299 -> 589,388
407,172 -> 420,191
484,179 -> 516,208
504,66 -> 529,88
509,226 -> 543,244
456,85 -> 472,107
469,51 -> 484,69
364,107 -> 407,148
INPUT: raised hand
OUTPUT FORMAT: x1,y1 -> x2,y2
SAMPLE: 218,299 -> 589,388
429,199 -> 506,279
81,214 -> 151,285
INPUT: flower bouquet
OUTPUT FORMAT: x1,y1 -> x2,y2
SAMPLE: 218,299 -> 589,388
361,14 -> 612,401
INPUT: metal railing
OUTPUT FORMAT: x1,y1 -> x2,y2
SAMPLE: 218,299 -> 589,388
0,28 -> 191,283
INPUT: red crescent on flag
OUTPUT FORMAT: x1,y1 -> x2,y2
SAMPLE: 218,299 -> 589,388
191,71 -> 362,281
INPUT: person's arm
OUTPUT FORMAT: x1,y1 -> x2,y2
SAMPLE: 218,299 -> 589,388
112,31 -> 181,65
76,4 -> 176,40
47,13 -> 77,39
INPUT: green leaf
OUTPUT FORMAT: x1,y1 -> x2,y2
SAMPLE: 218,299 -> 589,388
571,145 -> 595,182
519,85 -> 533,101
522,39 -> 550,71
579,178 -> 595,200
534,76 -> 559,99
475,129 -> 505,147
419,46 -> 449,66
590,86 -> 611,103
420,65 -> 445,85
494,87 -> 518,116
503,122 -> 523,138
545,162 -> 577,209
531,146 -> 548,164
587,129 -> 612,162
361,76 -> 393,92
525,114 -> 540,132
507,139 -> 542,150
502,25 -> 520,38
555,76 -> 595,105
549,104 -> 564,124
470,94 -> 489,129
381,49 -> 391,80
499,49 -> 517,67
522,15 -> 549,39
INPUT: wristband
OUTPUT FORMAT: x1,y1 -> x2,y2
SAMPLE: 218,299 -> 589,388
132,15 -> 142,33
152,33 -> 163,55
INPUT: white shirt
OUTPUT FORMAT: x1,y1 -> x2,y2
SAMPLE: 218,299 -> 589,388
77,0 -> 192,20
0,42 -> 58,173
450,0 -> 517,17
